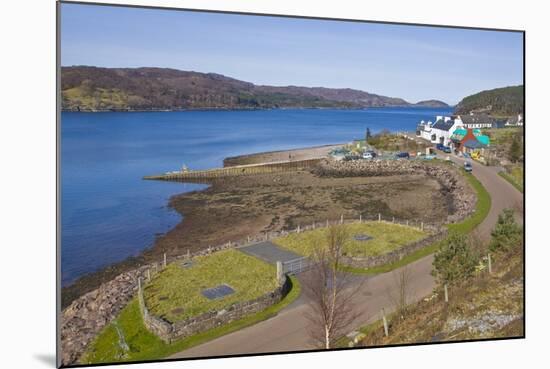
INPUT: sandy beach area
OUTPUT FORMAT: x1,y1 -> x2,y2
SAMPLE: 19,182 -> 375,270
223,143 -> 344,166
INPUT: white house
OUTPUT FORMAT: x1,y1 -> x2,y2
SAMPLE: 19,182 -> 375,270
505,114 -> 524,127
454,113 -> 495,129
416,115 -> 463,146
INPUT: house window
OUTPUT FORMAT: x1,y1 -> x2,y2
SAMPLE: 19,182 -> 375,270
431,134 -> 436,141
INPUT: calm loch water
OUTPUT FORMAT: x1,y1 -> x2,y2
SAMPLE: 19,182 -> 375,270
60,107 -> 452,284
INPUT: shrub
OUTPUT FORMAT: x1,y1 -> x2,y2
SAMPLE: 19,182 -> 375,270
432,232 -> 479,286
489,209 -> 523,253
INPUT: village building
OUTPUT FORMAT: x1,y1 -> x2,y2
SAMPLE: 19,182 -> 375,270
450,127 -> 490,154
416,116 -> 463,146
454,113 -> 496,129
505,114 -> 524,127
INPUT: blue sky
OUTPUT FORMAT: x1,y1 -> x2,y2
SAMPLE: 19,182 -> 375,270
60,3 -> 523,105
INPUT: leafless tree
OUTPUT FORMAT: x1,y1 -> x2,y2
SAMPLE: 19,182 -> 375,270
386,266 -> 412,321
302,225 -> 363,349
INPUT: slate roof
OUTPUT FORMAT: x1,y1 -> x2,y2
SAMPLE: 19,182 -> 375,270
432,119 -> 455,131
459,114 -> 496,124
463,139 -> 486,149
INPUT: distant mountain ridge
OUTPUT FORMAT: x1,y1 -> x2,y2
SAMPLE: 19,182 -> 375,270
61,66 -> 449,111
454,85 -> 524,117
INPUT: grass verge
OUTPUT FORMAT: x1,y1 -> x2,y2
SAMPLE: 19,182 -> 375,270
341,171 -> 491,275
499,170 -> 523,193
81,276 -> 301,364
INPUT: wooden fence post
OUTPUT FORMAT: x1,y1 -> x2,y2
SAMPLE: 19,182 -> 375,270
444,284 -> 449,303
326,219 -> 329,228
488,253 -> 492,274
147,269 -> 151,282
359,214 -> 362,223
378,213 -> 381,222
340,214 -> 344,224
382,309 -> 389,337
163,253 -> 167,268
421,222 -> 424,231
276,261 -> 283,284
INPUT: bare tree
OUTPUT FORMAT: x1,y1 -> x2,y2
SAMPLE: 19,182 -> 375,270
302,225 -> 362,349
386,266 -> 412,321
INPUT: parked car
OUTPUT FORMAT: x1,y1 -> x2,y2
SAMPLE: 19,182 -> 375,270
362,150 -> 377,159
443,146 -> 452,153
396,152 -> 410,159
436,143 -> 445,151
464,161 -> 473,172
419,154 -> 436,160
343,154 -> 361,161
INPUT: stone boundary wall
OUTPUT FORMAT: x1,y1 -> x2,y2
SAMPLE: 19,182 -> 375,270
138,277 -> 291,343
341,228 -> 449,269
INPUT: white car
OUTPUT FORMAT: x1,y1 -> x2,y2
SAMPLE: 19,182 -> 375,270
362,151 -> 375,159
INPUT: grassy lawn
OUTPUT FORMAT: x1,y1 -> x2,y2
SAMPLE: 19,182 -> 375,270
143,249 -> 278,323
499,165 -> 524,193
482,127 -> 522,146
341,171 -> 491,275
273,222 -> 428,258
81,276 -> 301,364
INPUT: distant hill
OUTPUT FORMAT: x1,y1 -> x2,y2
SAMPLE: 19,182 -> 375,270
454,85 -> 524,117
61,66 -> 447,111
414,100 -> 450,108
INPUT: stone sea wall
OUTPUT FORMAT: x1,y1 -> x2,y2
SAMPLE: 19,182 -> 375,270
60,268 -> 146,365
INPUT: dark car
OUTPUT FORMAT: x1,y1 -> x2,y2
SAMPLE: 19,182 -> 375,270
396,152 -> 410,159
343,154 -> 361,161
443,146 -> 452,153
436,143 -> 445,150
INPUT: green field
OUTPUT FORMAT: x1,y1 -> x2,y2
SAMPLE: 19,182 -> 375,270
143,249 -> 278,323
81,276 -> 301,364
273,222 -> 428,258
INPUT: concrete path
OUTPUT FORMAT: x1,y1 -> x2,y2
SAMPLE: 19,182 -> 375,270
238,241 -> 302,264
169,156 -> 523,359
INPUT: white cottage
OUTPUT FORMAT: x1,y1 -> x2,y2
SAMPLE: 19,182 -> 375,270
416,116 -> 463,146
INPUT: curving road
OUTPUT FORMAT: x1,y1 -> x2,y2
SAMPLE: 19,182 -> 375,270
169,156 -> 523,359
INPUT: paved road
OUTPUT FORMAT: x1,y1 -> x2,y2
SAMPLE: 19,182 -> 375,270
169,157 -> 523,359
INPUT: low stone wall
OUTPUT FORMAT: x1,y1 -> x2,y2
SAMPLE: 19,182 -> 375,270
138,277 -> 291,343
341,228 -> 448,269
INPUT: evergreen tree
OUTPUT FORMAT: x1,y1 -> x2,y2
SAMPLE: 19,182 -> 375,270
365,127 -> 372,143
509,136 -> 521,162
490,209 -> 523,253
432,233 -> 478,286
